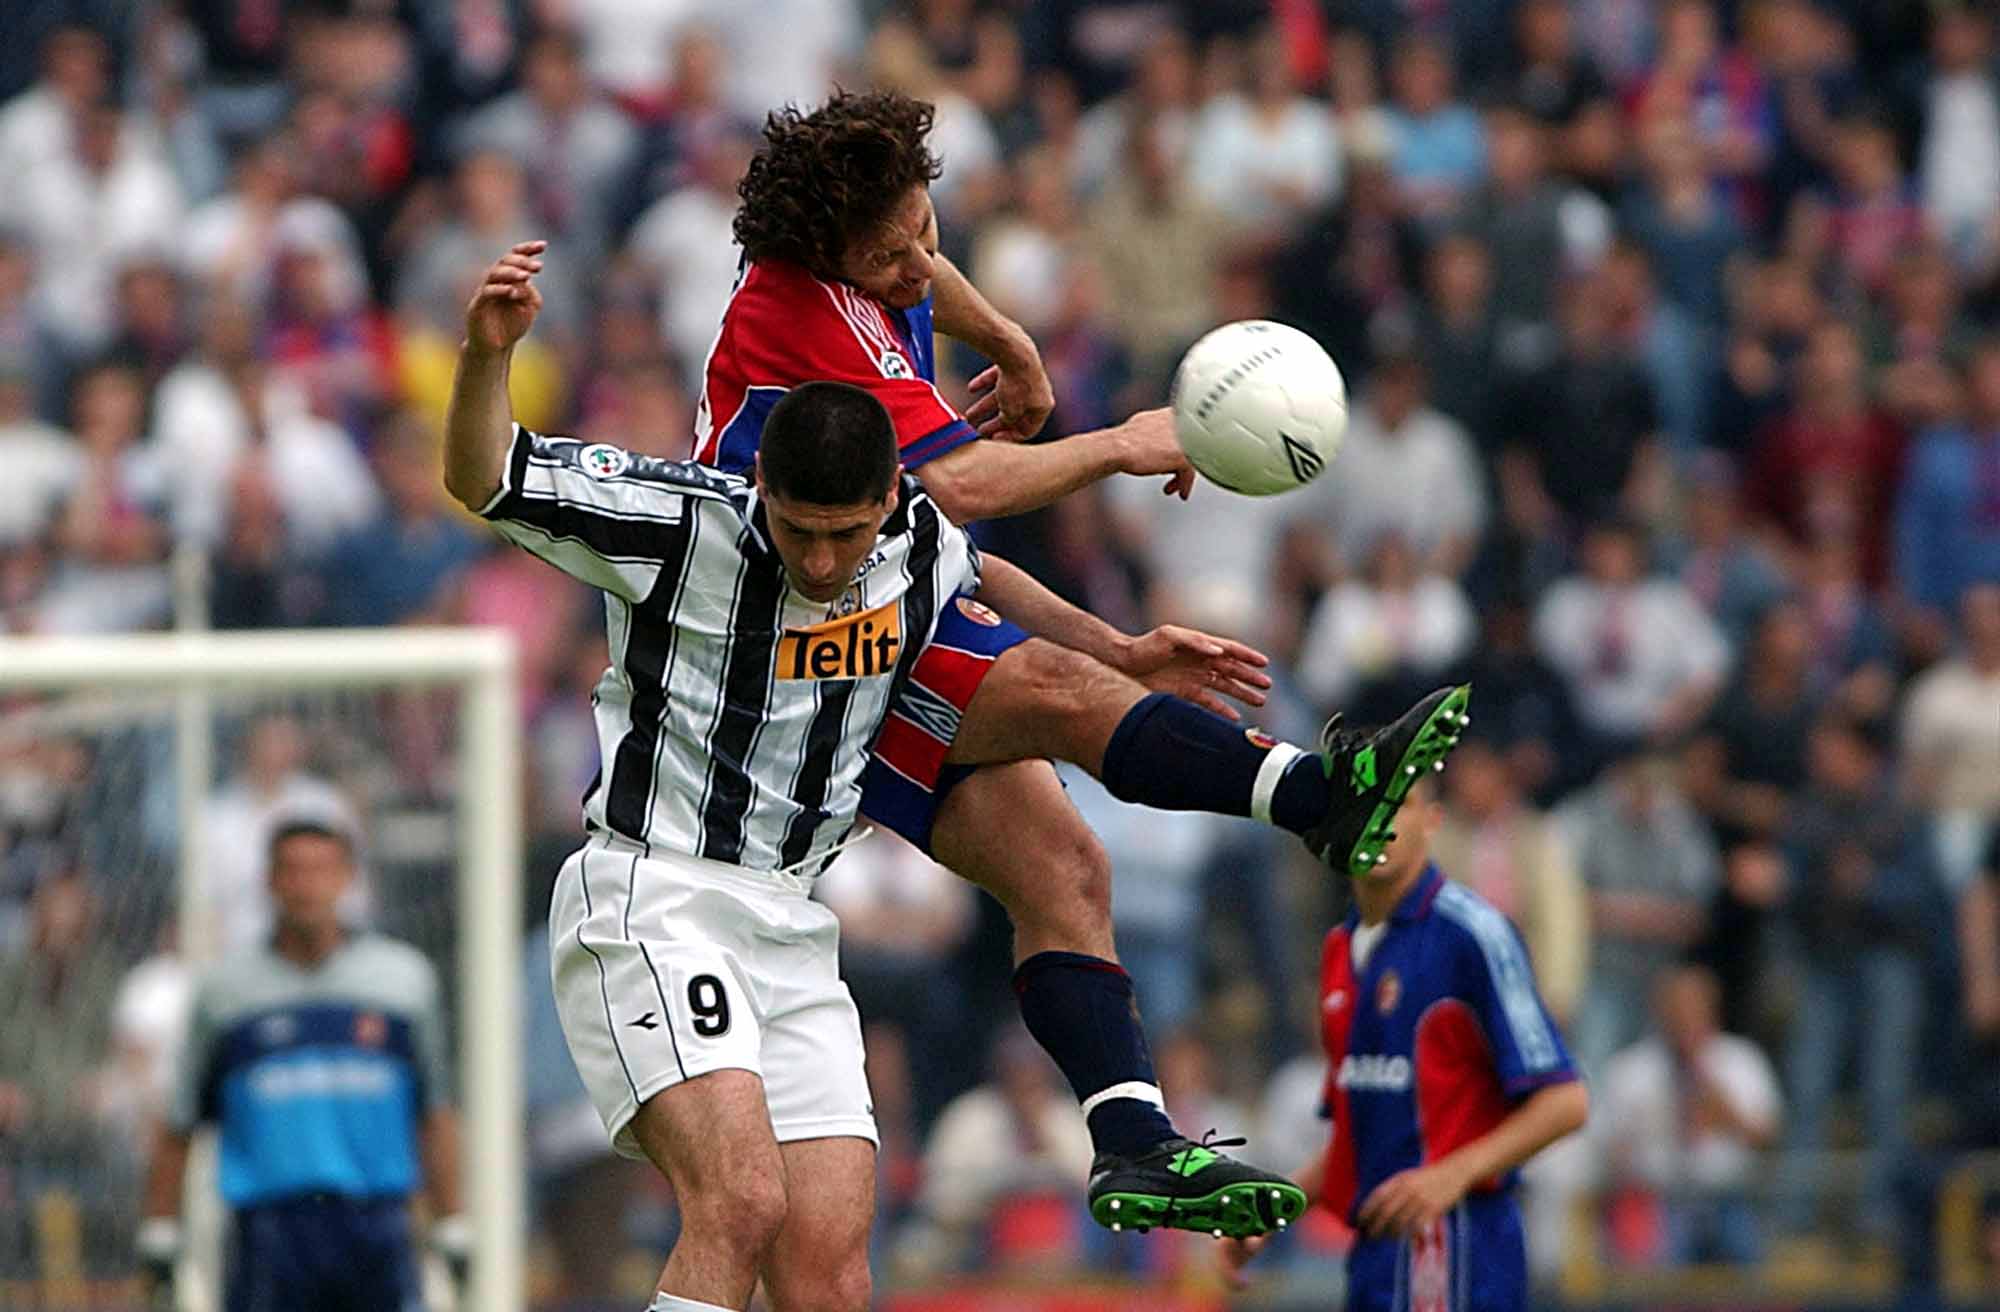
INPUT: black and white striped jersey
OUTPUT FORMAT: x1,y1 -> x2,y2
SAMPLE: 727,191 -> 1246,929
479,424 -> 981,872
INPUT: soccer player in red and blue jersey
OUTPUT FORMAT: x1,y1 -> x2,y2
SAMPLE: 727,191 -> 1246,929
1222,775 -> 1589,1310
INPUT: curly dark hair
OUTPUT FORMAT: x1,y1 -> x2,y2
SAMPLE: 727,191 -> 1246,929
733,91 -> 943,277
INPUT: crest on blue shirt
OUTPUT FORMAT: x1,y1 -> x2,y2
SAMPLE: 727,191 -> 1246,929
1376,969 -> 1402,1016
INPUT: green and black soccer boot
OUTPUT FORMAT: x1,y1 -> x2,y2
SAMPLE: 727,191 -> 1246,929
1087,1133 -> 1309,1239
1303,685 -> 1472,878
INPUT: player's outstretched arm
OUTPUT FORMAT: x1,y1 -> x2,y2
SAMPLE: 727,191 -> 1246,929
444,240 -> 548,511
917,407 -> 1195,523
1355,1080 -> 1589,1241
975,553 -> 1270,719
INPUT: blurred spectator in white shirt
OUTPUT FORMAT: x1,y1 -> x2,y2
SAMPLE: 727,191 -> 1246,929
201,713 -> 361,952
397,147 -> 582,344
1055,764 -> 1221,1036
1535,518 -> 1729,750
0,351 -> 77,550
1187,24 -> 1340,236
714,0 -> 862,124
182,132 -> 367,317
457,26 -> 636,271
970,147 -> 1078,338
565,0 -> 698,104
33,359 -> 171,634
1596,964 -> 1780,1267
902,1026 -> 1094,1277
1920,6 -> 2000,274
1556,754 -> 1721,1075
95,927 -> 193,1153
0,25 -> 109,192
1300,533 -> 1475,711
9,100 -> 183,354
154,350 -> 378,556
868,20 -> 1002,230
1310,343 -> 1486,577
816,827 -> 976,1132
1901,583 -> 2000,890
628,132 -> 755,386
1071,27 -> 1195,200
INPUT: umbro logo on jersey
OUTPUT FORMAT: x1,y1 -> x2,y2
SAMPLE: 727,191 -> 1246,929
629,1012 -> 660,1031
778,601 -> 902,680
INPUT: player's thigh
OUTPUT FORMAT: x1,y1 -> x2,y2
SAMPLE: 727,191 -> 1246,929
761,1137 -> 877,1312
549,844 -> 769,1154
944,637 -> 1145,769
627,1067 -> 788,1231
929,757 -> 1115,959
756,896 -> 879,1148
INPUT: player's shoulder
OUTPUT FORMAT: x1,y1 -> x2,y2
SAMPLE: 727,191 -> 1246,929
343,932 -> 438,985
726,258 -> 838,323
1428,878 -> 1527,960
517,425 -> 749,504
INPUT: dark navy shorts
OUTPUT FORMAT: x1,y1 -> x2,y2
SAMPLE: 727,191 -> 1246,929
858,592 -> 1030,853
228,1195 -> 420,1312
1346,1191 -> 1527,1312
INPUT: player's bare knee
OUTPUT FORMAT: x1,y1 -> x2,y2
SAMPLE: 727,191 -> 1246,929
826,1255 -> 872,1312
684,1170 -> 789,1260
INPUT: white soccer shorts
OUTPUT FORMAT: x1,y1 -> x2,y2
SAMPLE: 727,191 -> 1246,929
549,835 -> 878,1158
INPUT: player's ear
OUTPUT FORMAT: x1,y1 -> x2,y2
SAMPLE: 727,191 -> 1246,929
753,453 -> 765,495
881,478 -> 900,516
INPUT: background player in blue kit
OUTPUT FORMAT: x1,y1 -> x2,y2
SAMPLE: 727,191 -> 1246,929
137,819 -> 467,1312
1221,773 -> 1589,1310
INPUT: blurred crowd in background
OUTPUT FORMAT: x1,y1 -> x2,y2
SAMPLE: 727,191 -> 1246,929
1,0 -> 1998,1307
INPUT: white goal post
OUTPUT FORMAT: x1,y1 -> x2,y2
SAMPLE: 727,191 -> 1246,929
0,627 -> 524,1312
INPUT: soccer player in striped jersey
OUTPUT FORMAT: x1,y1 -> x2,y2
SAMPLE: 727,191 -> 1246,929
448,245 -> 1469,1312
1218,778 -> 1590,1310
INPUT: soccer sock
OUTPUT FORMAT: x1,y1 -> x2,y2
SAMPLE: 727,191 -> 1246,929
649,1294 -> 733,1311
1099,692 -> 1329,835
1014,950 -> 1177,1157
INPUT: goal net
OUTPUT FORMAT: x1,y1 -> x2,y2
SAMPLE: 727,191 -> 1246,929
0,629 -> 522,1312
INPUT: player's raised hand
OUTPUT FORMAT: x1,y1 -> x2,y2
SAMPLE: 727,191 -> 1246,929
965,354 -> 1054,443
1119,625 -> 1273,720
1111,409 -> 1197,500
464,241 -> 547,355
1216,1233 -> 1268,1289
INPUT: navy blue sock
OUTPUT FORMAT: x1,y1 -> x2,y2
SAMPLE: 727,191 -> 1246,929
1013,951 -> 1177,1156
1099,692 -> 1329,835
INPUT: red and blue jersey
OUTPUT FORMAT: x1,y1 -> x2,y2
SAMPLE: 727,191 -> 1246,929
1318,864 -> 1577,1224
695,259 -> 979,476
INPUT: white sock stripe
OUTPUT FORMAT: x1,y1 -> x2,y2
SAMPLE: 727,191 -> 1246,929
1080,1080 -> 1166,1119
1250,742 -> 1305,825
650,1294 -> 736,1311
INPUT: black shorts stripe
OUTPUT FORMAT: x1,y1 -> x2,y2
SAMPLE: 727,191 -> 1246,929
604,514 -> 700,842
698,524 -> 787,864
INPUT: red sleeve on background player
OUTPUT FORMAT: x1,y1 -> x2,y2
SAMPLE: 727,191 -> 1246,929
1318,927 -> 1360,1219
706,262 -> 978,469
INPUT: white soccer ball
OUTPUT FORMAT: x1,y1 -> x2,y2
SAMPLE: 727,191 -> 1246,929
1169,320 -> 1348,496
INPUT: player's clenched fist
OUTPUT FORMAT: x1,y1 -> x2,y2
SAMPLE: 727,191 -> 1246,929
464,240 -> 547,355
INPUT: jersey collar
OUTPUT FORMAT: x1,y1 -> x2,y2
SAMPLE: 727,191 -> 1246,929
1344,863 -> 1447,931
